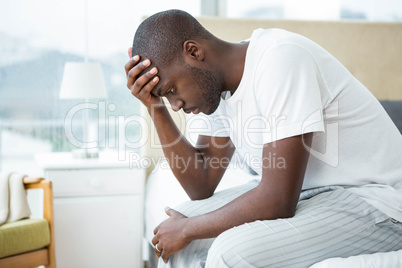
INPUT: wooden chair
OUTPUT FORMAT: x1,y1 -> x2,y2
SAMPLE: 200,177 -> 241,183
0,177 -> 56,268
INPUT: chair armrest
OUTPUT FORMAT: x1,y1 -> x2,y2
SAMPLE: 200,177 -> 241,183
23,177 -> 44,185
23,177 -> 54,224
23,176 -> 56,268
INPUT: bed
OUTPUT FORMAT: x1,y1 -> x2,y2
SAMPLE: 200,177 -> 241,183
141,18 -> 402,267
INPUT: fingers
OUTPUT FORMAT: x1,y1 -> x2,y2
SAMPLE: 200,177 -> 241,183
152,216 -> 171,263
153,223 -> 161,235
124,54 -> 162,109
153,242 -> 161,258
154,243 -> 162,258
155,242 -> 169,264
152,223 -> 165,261
152,235 -> 164,261
132,67 -> 159,97
155,247 -> 162,258
126,58 -> 151,88
124,55 -> 140,77
151,235 -> 158,246
161,251 -> 169,264
127,47 -> 132,58
126,58 -> 159,96
154,243 -> 169,263
152,234 -> 162,258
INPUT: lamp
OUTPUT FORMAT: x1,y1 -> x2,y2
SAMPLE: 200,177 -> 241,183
59,62 -> 107,99
59,62 -> 107,158
59,0 -> 107,158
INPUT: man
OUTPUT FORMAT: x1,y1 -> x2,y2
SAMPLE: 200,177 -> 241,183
125,9 -> 402,267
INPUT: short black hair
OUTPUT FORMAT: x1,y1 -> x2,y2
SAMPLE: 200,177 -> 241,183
132,9 -> 212,68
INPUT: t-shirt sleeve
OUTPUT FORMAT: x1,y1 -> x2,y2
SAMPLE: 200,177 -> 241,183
254,43 -> 326,144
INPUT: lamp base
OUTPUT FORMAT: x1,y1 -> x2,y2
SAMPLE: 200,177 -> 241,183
72,149 -> 99,159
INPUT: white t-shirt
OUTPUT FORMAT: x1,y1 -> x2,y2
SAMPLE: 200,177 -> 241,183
188,28 -> 402,221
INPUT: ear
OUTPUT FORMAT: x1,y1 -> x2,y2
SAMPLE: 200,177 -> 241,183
183,40 -> 204,62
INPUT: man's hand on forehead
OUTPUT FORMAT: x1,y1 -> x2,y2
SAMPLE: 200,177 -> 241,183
125,47 -> 163,109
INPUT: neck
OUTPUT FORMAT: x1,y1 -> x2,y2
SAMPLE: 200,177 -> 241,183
210,38 -> 249,95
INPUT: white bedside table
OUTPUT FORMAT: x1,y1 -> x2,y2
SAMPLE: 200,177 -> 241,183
35,152 -> 145,268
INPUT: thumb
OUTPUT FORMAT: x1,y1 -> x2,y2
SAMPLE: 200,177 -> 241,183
165,207 -> 174,216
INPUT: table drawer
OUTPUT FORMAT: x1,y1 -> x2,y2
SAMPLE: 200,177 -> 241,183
45,168 -> 144,197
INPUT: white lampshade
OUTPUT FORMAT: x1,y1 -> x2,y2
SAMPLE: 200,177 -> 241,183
59,62 -> 107,99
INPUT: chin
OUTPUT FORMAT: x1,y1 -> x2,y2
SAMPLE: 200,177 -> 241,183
204,103 -> 219,115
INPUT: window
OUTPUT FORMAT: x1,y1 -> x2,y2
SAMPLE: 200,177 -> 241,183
0,0 -> 200,173
1,0 -> 399,173
226,0 -> 402,21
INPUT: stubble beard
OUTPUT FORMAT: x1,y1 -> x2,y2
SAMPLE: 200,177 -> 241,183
189,66 -> 222,115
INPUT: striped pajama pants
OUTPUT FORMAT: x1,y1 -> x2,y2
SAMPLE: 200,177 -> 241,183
158,180 -> 402,268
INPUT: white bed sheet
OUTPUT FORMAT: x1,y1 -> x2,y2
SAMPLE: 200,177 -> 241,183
144,162 -> 402,267
310,250 -> 402,268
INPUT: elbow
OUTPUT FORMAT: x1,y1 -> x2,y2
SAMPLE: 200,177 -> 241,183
186,182 -> 216,200
263,209 -> 294,221
277,209 -> 295,219
189,195 -> 210,201
272,204 -> 296,219
186,176 -> 218,201
261,199 -> 297,220
188,190 -> 214,201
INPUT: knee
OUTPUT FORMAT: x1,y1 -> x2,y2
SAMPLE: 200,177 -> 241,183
173,200 -> 203,218
206,232 -> 236,268
205,226 -> 265,268
174,195 -> 223,218
206,228 -> 271,268
205,223 -> 292,268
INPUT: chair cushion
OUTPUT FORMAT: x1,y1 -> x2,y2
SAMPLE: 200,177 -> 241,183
0,218 -> 50,258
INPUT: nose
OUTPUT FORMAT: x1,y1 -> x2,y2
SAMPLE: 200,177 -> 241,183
166,96 -> 184,112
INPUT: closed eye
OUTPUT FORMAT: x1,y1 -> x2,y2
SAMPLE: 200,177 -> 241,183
166,86 -> 176,95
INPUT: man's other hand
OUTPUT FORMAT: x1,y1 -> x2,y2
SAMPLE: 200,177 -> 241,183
152,207 -> 191,263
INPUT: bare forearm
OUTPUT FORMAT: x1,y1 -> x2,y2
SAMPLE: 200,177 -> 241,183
149,106 -> 216,199
183,184 -> 295,240
182,135 -> 310,239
